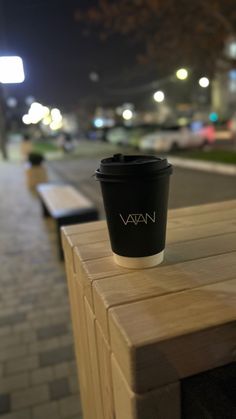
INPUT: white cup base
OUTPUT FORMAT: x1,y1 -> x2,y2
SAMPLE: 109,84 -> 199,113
113,250 -> 164,269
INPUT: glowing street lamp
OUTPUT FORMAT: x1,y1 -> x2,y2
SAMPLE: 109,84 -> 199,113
176,68 -> 188,80
0,56 -> 25,159
122,109 -> 133,120
153,90 -> 165,103
0,56 -> 25,84
199,77 -> 210,88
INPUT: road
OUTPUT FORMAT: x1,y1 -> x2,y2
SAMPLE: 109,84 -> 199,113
48,146 -> 236,219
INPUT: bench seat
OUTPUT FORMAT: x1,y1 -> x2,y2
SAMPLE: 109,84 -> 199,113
37,183 -> 99,258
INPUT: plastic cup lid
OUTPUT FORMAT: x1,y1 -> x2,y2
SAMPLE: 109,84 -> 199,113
96,154 -> 172,179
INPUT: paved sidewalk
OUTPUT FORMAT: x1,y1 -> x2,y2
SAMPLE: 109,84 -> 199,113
0,162 -> 82,419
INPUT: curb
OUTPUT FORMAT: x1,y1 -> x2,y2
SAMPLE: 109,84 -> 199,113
167,156 -> 236,176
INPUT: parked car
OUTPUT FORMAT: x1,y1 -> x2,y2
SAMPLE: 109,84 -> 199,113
139,124 -> 215,152
106,127 -> 130,146
106,124 -> 161,148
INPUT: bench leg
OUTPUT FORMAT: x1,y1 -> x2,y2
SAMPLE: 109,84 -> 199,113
41,200 -> 50,217
56,221 -> 64,260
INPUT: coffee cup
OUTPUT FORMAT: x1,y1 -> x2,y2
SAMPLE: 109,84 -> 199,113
95,154 -> 172,269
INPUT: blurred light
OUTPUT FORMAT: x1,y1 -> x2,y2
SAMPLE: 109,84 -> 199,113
89,72 -> 99,82
51,108 -> 62,122
50,120 -> 63,130
104,118 -> 115,127
51,108 -> 61,117
28,102 -> 45,124
229,79 -> 236,92
209,112 -> 218,122
153,90 -> 165,103
178,117 -> 188,126
191,121 -> 203,132
22,114 -> 31,125
122,109 -> 133,120
176,68 -> 188,80
229,42 -> 236,59
43,106 -> 50,117
42,116 -> 51,126
94,118 -> 104,128
30,102 -> 43,111
25,96 -> 35,106
199,77 -> 210,88
229,70 -> 236,80
6,97 -> 17,108
0,56 -> 25,83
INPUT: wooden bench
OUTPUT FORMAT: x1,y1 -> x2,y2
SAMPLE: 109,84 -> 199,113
37,183 -> 99,258
62,199 -> 236,419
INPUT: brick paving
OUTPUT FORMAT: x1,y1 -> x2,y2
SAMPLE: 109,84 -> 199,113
0,162 -> 82,418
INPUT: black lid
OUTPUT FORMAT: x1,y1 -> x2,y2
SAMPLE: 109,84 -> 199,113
95,154 -> 172,181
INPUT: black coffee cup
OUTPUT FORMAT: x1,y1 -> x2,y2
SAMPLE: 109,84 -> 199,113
95,154 -> 172,268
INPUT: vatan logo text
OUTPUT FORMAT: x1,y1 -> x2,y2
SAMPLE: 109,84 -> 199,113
119,211 -> 156,226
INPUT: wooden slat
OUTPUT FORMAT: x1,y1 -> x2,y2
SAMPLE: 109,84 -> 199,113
76,240 -> 112,261
62,248 -> 93,419
68,229 -> 109,250
167,219 -> 236,244
38,184 -> 93,214
93,251 -> 236,340
61,220 -> 106,236
62,228 -> 109,273
74,249 -> 128,309
84,298 -> 104,419
111,355 -> 181,419
96,321 -> 115,419
109,278 -> 236,392
165,231 -> 236,264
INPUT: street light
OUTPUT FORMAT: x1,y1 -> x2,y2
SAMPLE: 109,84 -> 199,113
199,77 -> 210,88
122,109 -> 133,120
153,90 -> 165,102
0,56 -> 25,83
22,114 -> 31,125
0,55 -> 25,159
176,68 -> 188,80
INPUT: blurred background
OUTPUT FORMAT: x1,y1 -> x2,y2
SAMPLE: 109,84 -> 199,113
0,0 -> 236,165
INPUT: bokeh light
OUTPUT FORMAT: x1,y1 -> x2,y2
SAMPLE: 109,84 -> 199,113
153,90 -> 165,103
122,109 -> 133,120
0,56 -> 25,83
176,68 -> 188,80
199,77 -> 210,88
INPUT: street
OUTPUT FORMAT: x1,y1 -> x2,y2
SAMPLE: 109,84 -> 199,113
48,149 -> 236,219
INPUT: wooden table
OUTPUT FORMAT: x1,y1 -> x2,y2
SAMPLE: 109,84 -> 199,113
62,200 -> 236,419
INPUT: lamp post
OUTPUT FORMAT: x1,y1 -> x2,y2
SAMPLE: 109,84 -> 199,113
0,56 -> 25,159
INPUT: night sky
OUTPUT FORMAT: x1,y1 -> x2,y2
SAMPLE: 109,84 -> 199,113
1,0 -> 141,110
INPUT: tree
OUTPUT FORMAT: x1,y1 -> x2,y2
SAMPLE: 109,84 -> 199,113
76,0 -> 236,77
